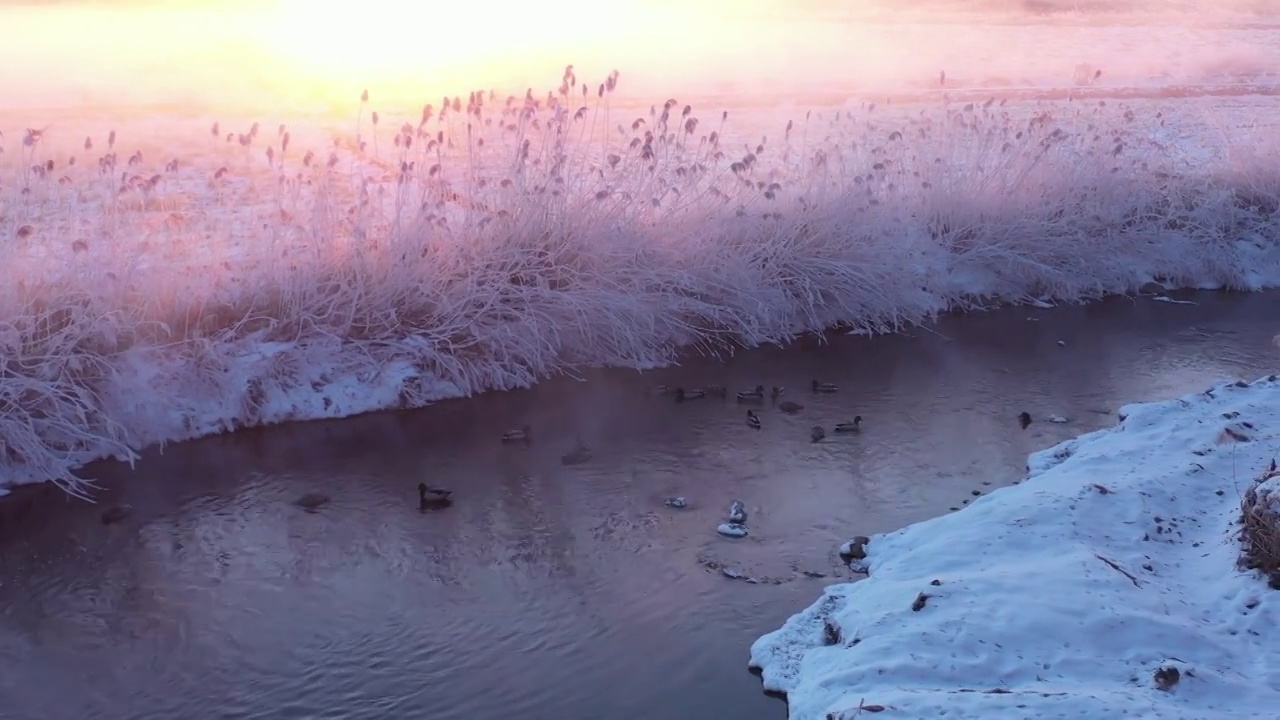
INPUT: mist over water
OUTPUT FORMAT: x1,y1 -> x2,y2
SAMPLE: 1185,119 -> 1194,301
1,0 -> 1277,116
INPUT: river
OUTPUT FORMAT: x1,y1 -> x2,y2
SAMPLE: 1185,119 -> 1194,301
0,290 -> 1276,720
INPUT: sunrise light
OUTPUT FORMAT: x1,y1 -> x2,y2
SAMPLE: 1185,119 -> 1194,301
264,0 -> 651,98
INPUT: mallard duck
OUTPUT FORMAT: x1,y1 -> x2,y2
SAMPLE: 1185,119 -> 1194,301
812,380 -> 838,393
778,400 -> 804,414
770,386 -> 784,402
296,493 -> 330,510
834,416 -> 863,433
727,499 -> 748,524
704,385 -> 728,398
418,483 -> 453,510
502,425 -> 532,443
675,387 -> 706,402
1018,412 -> 1032,430
736,385 -> 765,402
810,425 -> 826,443
746,410 -> 762,430
664,496 -> 689,509
100,504 -> 132,525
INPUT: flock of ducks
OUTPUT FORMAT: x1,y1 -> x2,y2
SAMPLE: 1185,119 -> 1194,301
661,380 -> 864,444
290,482 -> 453,514
656,380 -> 865,539
97,385 -> 1056,527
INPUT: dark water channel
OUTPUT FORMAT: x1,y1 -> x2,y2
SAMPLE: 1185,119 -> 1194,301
0,291 -> 1276,720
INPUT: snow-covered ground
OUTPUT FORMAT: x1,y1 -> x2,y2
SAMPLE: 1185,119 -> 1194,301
750,375 -> 1280,720
2,82 -> 1280,497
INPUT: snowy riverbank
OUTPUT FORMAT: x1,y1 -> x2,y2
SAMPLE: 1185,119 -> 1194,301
4,85 -> 1280,496
750,375 -> 1280,719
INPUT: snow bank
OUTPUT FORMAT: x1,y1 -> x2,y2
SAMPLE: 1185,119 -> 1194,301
750,375 -> 1280,720
3,72 -> 1280,496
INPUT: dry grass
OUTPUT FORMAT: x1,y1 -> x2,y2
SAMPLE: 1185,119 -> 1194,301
2,70 -> 1280,497
1241,464 -> 1280,588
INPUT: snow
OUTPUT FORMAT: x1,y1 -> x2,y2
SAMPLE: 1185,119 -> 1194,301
3,74 -> 1280,496
751,374 -> 1280,720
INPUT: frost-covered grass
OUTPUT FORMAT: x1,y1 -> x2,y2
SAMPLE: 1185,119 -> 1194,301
750,375 -> 1280,720
2,70 -> 1280,496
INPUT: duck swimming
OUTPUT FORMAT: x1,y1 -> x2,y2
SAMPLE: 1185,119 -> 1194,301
810,425 -> 826,443
295,493 -> 330,510
664,496 -> 689,509
717,522 -> 749,538
100,505 -> 132,525
561,444 -> 593,466
812,380 -> 838,394
1018,412 -> 1032,430
418,483 -> 453,510
502,425 -> 532,443
834,416 -> 863,433
778,400 -> 804,414
746,410 -> 762,429
727,499 -> 748,524
675,387 -> 706,402
737,385 -> 765,402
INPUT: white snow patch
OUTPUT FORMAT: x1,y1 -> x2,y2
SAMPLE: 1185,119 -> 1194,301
751,374 -> 1280,720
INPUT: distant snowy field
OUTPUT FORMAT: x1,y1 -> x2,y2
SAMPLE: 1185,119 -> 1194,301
751,376 -> 1280,720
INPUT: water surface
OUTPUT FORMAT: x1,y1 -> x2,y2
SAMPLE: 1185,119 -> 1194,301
0,291 -> 1276,720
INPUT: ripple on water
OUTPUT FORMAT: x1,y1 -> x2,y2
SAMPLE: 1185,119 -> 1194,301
0,292 -> 1277,720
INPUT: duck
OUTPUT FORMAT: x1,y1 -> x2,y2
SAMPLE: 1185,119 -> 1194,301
675,387 -> 706,402
100,504 -> 132,525
833,416 -> 863,433
736,385 -> 765,402
664,496 -> 689,509
746,410 -> 762,430
502,425 -> 532,443
703,385 -> 728,398
717,522 -> 749,538
561,443 -> 593,466
778,400 -> 804,414
810,425 -> 826,443
770,386 -> 784,402
295,493 -> 330,510
418,483 -> 453,510
812,380 -> 839,394
1018,411 -> 1032,430
727,499 -> 748,524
